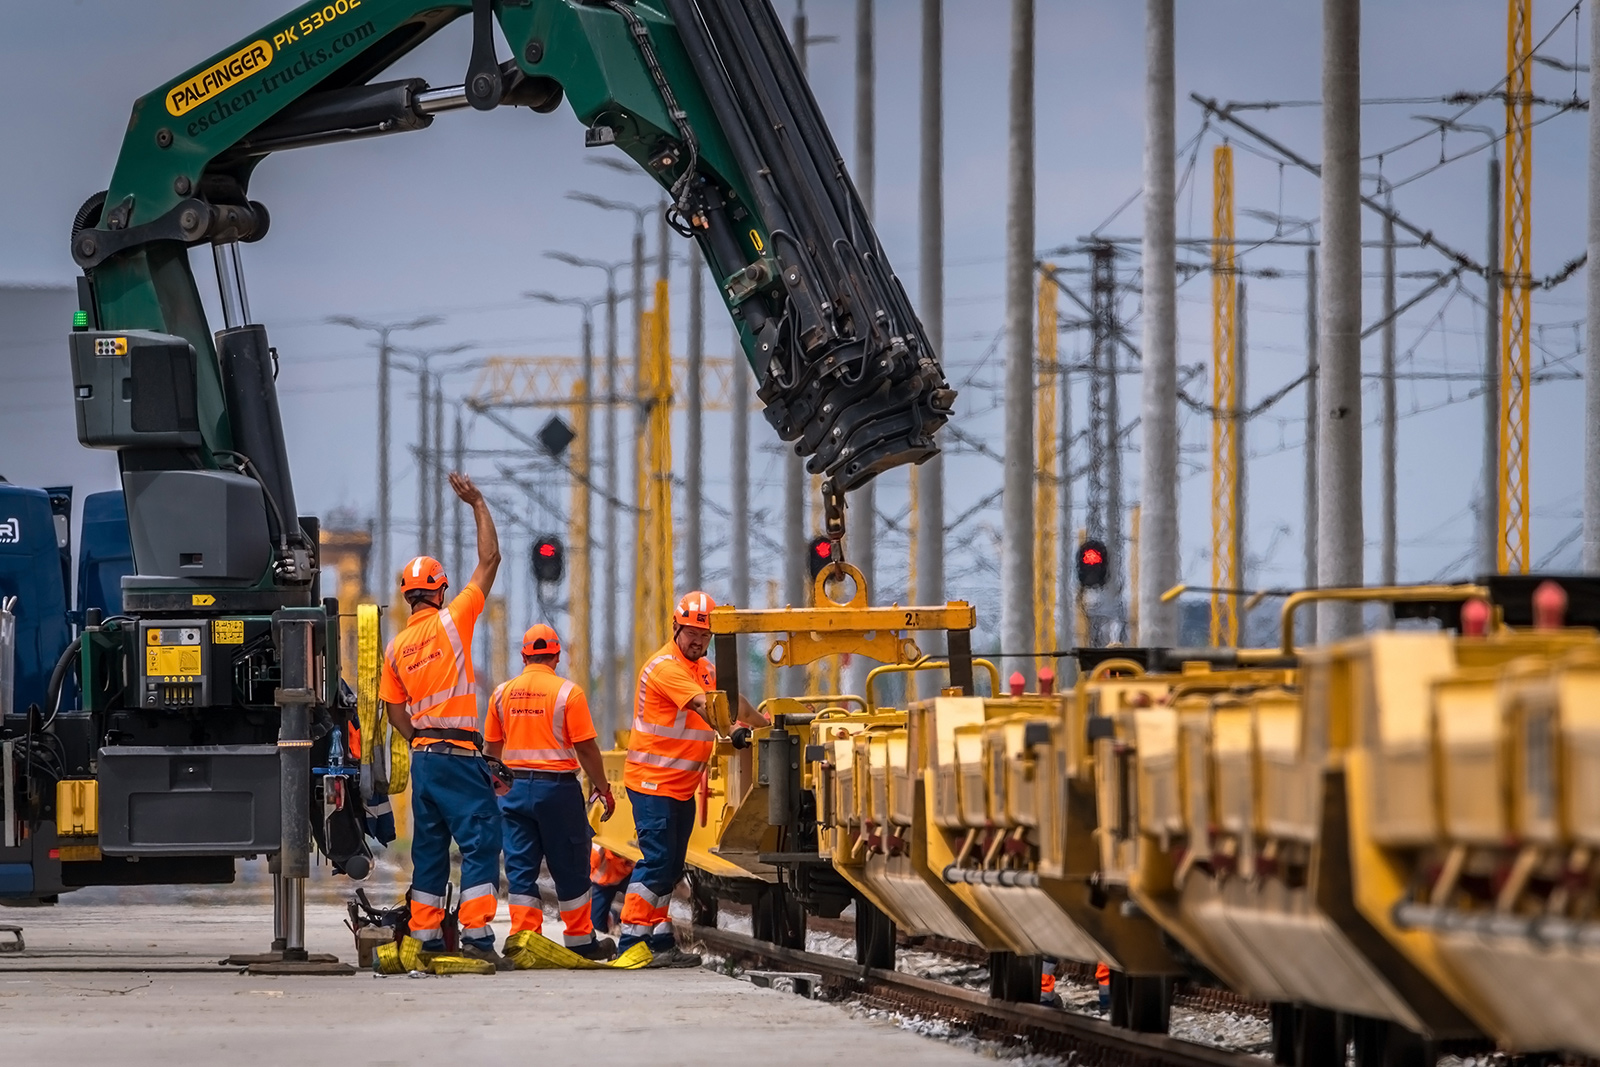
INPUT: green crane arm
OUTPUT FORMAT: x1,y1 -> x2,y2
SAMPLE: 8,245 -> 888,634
70,0 -> 952,520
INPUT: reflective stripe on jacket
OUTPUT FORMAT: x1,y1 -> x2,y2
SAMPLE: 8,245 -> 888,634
623,640 -> 716,800
379,584 -> 485,750
483,663 -> 595,771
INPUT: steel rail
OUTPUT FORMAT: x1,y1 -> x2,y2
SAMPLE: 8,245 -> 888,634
678,922 -> 1261,1067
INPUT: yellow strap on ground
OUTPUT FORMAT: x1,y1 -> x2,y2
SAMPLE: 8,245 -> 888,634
427,955 -> 497,976
373,935 -> 433,975
503,930 -> 652,970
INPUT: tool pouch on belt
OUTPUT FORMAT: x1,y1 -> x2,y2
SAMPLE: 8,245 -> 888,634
483,755 -> 514,797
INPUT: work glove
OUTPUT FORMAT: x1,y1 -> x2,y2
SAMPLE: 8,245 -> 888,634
590,787 -> 616,822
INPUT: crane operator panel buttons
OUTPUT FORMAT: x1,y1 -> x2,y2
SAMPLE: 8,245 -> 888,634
140,621 -> 212,709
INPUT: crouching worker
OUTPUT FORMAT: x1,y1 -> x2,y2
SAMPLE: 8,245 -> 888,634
381,473 -> 505,969
590,844 -> 636,935
486,623 -> 618,961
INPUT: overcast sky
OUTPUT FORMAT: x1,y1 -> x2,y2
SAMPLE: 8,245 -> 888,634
0,0 -> 1591,652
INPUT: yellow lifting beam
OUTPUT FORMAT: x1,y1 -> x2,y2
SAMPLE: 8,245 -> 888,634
1210,144 -> 1240,646
1499,0 -> 1534,574
710,564 -> 976,669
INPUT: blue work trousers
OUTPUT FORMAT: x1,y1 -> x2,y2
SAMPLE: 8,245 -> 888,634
619,788 -> 697,952
409,749 -> 503,948
591,880 -> 625,933
499,773 -> 595,943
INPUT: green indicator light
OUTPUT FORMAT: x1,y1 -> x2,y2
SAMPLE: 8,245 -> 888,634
72,310 -> 88,330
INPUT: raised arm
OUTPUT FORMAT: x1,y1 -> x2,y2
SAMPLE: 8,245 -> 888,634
449,472 -> 500,595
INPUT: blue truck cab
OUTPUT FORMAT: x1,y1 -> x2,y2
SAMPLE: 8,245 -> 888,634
0,487 -> 130,901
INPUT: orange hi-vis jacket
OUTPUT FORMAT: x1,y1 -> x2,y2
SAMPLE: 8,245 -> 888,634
591,843 -> 635,886
484,663 -> 596,772
623,639 -> 717,800
379,583 -> 485,750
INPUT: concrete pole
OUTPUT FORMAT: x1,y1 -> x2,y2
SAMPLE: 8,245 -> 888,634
793,0 -> 808,73
629,223 -> 645,656
417,362 -> 431,555
451,412 -> 464,598
846,0 -> 878,697
730,327 -> 751,697
1588,8 -> 1600,571
602,274 -> 621,739
432,375 -> 444,560
1059,368 -> 1073,653
686,245 -> 705,589
783,0 -> 813,696
657,202 -> 671,285
1002,0 -> 1036,682
578,310 -> 595,673
1315,0 -> 1363,640
1303,249 -> 1319,638
1482,159 -> 1501,576
1380,213 -> 1397,588
1235,279 -> 1248,620
377,333 -> 391,601
1137,0 -> 1178,647
853,0 -> 876,597
916,0 -> 946,619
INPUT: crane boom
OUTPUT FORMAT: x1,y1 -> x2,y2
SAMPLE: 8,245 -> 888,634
32,0 -> 953,936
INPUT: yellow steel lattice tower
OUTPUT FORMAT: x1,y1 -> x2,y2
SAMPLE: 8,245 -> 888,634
1210,144 -> 1239,646
1034,264 -> 1059,674
634,280 -> 676,666
568,377 -> 590,690
1499,0 -> 1533,573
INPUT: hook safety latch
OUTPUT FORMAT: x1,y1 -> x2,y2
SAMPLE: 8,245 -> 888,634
821,477 -> 847,579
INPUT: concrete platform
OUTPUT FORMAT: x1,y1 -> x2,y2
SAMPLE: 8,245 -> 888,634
0,882 -> 990,1066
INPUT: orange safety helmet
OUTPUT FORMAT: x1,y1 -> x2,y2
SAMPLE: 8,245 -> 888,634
521,623 -> 562,658
399,555 -> 448,593
673,590 -> 716,630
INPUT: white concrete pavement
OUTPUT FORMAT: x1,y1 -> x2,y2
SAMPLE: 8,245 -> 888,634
0,876 -> 990,1066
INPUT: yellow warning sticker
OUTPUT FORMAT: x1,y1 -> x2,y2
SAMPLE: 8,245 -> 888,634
147,645 -> 202,678
748,229 -> 765,253
192,594 -> 215,606
212,619 -> 244,644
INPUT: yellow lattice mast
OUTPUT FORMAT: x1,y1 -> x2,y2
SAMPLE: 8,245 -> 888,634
568,377 -> 590,690
634,279 -> 676,664
1210,144 -> 1239,646
1034,264 -> 1059,674
1499,0 -> 1533,574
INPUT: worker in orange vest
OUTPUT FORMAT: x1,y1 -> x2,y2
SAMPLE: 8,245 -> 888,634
485,623 -> 617,960
380,472 -> 505,968
589,844 -> 635,935
620,590 -> 765,966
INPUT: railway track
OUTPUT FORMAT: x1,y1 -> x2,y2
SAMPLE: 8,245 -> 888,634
677,922 -> 1262,1067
